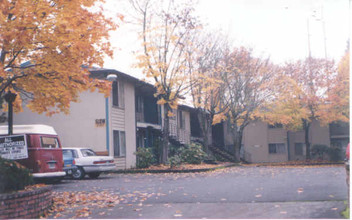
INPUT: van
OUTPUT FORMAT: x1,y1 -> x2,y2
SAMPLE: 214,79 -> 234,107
0,124 -> 65,180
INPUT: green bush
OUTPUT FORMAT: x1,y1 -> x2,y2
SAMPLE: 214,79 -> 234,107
0,157 -> 34,193
179,143 -> 207,164
168,155 -> 182,168
311,144 -> 329,160
168,144 -> 180,157
134,147 -> 155,168
327,146 -> 342,162
151,138 -> 162,164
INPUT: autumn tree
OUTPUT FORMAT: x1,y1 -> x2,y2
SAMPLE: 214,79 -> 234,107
322,46 -> 349,123
263,57 -> 336,159
221,47 -> 277,161
187,31 -> 228,153
130,0 -> 201,163
0,0 -> 117,115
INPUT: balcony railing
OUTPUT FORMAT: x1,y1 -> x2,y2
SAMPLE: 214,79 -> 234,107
169,121 -> 190,145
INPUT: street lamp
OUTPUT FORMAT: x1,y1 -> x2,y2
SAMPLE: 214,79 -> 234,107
4,91 -> 17,135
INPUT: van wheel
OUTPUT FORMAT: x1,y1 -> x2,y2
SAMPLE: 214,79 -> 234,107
88,172 -> 100,179
72,167 -> 85,180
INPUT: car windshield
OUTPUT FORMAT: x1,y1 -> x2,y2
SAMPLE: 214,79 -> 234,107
62,150 -> 73,159
80,149 -> 97,157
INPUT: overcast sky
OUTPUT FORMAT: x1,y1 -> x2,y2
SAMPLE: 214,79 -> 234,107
103,0 -> 350,78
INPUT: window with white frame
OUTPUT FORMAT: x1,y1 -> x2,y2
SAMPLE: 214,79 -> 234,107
112,81 -> 124,108
178,110 -> 185,129
268,143 -> 286,154
113,130 -> 126,157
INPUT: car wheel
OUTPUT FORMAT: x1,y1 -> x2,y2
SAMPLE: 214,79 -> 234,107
72,167 -> 85,180
88,172 -> 100,179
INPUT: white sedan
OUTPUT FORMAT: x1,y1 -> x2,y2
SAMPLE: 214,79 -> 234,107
63,148 -> 116,179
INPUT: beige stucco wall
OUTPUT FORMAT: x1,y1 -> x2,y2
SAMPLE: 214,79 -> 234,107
243,120 -> 331,163
310,120 -> 330,147
288,130 -> 305,160
223,121 -> 234,147
9,91 -> 107,153
288,120 -> 330,160
242,121 -> 269,163
242,121 -> 287,163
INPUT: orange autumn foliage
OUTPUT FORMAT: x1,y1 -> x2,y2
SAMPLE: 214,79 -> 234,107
0,0 -> 118,115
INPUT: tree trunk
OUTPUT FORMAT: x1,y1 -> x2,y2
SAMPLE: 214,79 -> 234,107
232,125 -> 243,162
161,104 -> 170,164
303,119 -> 311,160
197,109 -> 213,154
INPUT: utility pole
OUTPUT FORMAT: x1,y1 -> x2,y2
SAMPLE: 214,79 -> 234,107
307,18 -> 312,59
4,91 -> 17,135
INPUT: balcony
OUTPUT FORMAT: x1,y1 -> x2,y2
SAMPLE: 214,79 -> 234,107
169,120 -> 190,145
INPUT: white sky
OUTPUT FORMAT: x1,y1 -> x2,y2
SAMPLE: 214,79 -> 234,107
103,0 -> 350,79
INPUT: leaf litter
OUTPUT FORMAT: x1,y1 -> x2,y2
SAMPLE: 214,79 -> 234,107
45,189 -> 163,219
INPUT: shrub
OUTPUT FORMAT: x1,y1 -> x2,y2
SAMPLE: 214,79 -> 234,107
134,148 -> 155,168
168,144 -> 180,157
0,157 -> 34,193
151,138 -> 162,164
327,146 -> 342,162
311,144 -> 329,160
168,155 -> 182,168
180,143 -> 207,164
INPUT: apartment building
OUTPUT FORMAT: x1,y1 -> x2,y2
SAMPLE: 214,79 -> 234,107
6,68 -> 193,169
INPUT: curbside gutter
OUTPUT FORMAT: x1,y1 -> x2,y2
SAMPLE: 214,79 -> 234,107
111,163 -> 239,174
247,162 -> 344,167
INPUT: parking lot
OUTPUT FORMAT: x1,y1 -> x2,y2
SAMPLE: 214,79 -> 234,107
48,165 -> 348,219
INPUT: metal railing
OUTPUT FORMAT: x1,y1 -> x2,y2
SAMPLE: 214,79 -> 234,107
168,120 -> 190,144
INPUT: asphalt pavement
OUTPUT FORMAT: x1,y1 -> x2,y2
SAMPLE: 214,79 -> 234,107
49,165 -> 348,219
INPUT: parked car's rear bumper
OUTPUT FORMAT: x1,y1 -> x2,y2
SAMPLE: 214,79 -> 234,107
32,171 -> 66,178
83,164 -> 116,173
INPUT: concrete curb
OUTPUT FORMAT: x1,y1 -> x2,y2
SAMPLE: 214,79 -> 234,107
111,163 -> 239,174
244,162 -> 344,167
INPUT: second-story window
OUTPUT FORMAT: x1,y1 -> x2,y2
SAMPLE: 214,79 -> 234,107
268,123 -> 283,129
178,110 -> 185,129
112,81 -> 124,108
136,96 -> 143,113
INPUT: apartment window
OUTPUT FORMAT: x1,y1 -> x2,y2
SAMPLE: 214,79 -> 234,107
113,130 -> 126,157
112,81 -> 124,108
269,143 -> 286,154
136,96 -> 143,113
268,123 -> 283,129
178,110 -> 185,129
295,143 -> 304,156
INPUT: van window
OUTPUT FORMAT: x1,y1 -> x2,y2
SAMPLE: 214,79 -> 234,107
41,137 -> 59,148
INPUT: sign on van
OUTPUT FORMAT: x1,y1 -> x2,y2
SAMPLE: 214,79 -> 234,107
0,135 -> 28,160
